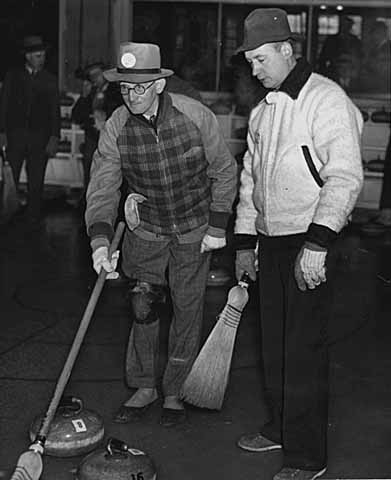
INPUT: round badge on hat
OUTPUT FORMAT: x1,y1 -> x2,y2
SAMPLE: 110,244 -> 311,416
121,52 -> 137,69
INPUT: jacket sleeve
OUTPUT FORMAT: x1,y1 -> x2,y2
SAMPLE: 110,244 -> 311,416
198,106 -> 238,231
311,88 -> 364,234
85,109 -> 126,241
0,71 -> 12,133
234,115 -> 259,236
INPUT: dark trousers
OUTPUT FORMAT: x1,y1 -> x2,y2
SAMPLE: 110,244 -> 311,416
7,129 -> 49,219
258,235 -> 335,470
122,230 -> 211,396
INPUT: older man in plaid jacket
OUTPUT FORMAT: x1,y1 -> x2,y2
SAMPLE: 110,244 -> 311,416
85,42 -> 237,427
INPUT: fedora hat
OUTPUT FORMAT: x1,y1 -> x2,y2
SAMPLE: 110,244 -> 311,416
104,42 -> 173,83
22,35 -> 48,53
236,8 -> 303,53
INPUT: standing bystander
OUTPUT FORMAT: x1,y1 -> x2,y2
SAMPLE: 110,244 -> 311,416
0,35 -> 60,226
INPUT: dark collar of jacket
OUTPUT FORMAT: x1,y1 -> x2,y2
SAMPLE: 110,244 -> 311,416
277,57 -> 313,100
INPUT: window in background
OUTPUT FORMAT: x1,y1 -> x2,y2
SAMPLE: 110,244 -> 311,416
314,6 -> 390,95
133,2 -> 218,92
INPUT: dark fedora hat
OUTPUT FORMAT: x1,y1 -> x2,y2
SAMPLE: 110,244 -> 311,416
236,8 -> 303,53
104,42 -> 173,83
22,35 -> 48,53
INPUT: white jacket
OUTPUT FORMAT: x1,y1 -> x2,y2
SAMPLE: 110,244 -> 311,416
235,71 -> 364,238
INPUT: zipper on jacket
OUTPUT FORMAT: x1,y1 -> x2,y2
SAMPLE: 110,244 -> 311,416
301,145 -> 324,188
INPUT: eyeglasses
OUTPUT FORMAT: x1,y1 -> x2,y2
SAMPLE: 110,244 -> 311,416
120,82 -> 155,96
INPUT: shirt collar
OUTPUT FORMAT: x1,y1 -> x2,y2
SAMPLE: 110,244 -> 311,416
277,57 -> 312,100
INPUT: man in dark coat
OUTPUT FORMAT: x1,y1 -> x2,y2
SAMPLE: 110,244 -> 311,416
0,35 -> 60,224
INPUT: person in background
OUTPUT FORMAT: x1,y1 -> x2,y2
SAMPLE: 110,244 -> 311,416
71,62 -> 122,195
360,20 -> 390,93
85,42 -> 237,427
234,9 -> 363,480
0,35 -> 60,226
361,133 -> 391,235
318,16 -> 362,90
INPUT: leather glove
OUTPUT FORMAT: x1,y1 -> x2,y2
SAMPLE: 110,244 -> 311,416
295,245 -> 327,291
124,193 -> 147,230
235,249 -> 257,282
200,234 -> 226,253
92,246 -> 120,279
0,133 -> 7,149
46,136 -> 59,157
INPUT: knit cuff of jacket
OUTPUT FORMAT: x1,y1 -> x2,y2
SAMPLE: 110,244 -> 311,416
207,226 -> 226,238
90,235 -> 110,252
209,211 -> 231,230
306,222 -> 337,249
88,221 -> 114,242
234,233 -> 258,251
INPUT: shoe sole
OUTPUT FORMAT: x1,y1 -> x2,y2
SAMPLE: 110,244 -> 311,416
237,442 -> 282,452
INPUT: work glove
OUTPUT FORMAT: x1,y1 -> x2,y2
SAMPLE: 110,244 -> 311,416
294,245 -> 327,291
92,246 -> 120,279
46,136 -> 59,157
0,133 -> 7,149
124,193 -> 147,230
235,249 -> 257,282
200,234 -> 226,253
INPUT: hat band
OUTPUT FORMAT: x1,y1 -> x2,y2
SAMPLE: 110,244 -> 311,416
117,67 -> 161,74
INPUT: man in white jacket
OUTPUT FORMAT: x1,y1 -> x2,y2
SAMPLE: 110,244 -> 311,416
234,8 -> 363,480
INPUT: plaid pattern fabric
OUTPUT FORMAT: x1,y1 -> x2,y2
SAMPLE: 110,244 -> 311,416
119,95 -> 212,235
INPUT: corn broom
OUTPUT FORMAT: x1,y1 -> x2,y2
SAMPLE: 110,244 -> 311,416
181,272 -> 250,410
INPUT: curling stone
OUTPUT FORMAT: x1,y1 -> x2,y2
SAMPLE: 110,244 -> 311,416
77,437 -> 157,480
29,396 -> 104,457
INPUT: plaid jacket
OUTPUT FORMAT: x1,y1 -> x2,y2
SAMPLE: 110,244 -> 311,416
86,92 -> 237,240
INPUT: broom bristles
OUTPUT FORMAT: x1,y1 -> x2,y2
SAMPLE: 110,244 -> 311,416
181,304 -> 241,410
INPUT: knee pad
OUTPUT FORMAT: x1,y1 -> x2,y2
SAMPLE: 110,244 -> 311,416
129,281 -> 165,325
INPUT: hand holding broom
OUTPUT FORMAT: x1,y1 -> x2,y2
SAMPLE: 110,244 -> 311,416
9,221 -> 125,480
180,272 -> 251,410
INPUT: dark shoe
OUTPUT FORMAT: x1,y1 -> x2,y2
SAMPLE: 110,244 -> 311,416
273,467 -> 327,480
237,432 -> 282,452
160,407 -> 187,427
113,401 -> 157,423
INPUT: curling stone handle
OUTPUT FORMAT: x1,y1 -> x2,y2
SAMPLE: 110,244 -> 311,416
106,437 -> 129,456
58,395 -> 83,415
35,222 -> 125,443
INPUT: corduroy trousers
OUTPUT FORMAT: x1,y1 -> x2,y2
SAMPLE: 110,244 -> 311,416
122,230 -> 211,396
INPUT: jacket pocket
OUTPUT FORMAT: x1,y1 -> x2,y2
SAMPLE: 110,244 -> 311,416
301,145 -> 324,188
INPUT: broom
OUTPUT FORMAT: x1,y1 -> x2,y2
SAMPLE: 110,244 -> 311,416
9,221 -> 125,480
181,271 -> 251,410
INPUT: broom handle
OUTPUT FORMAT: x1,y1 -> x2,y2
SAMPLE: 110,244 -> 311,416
35,221 -> 125,442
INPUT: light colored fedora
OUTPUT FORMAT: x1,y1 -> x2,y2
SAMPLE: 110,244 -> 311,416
104,42 -> 174,83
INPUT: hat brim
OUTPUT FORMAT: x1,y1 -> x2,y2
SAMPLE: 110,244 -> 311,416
103,68 -> 174,83
236,32 -> 303,54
